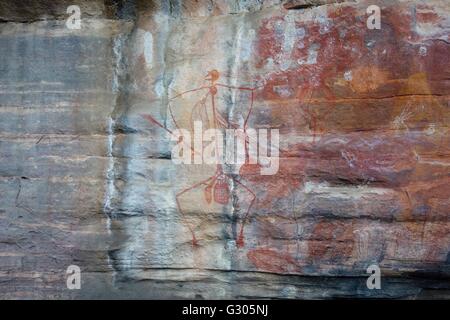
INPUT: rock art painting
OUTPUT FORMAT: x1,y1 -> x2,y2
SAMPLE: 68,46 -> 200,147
0,0 -> 449,300
142,69 -> 258,247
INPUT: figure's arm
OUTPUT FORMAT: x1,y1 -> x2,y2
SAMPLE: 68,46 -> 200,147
141,113 -> 202,158
141,114 -> 173,135
170,88 -> 211,130
169,86 -> 210,100
215,83 -> 254,91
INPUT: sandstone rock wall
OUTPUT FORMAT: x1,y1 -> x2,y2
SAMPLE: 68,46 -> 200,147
0,0 -> 449,299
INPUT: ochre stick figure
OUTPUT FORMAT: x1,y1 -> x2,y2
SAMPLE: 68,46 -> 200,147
142,70 -> 256,248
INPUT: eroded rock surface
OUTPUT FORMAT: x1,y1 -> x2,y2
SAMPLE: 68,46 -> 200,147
0,0 -> 449,299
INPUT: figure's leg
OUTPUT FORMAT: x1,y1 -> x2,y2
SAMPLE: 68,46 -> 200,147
233,178 -> 256,248
176,175 -> 216,246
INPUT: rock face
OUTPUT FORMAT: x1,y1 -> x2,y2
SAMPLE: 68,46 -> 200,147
0,0 -> 449,299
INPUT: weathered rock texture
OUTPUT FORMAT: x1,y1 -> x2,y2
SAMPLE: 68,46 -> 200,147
0,0 -> 449,299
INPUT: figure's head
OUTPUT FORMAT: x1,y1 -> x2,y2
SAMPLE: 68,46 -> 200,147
206,69 -> 220,82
